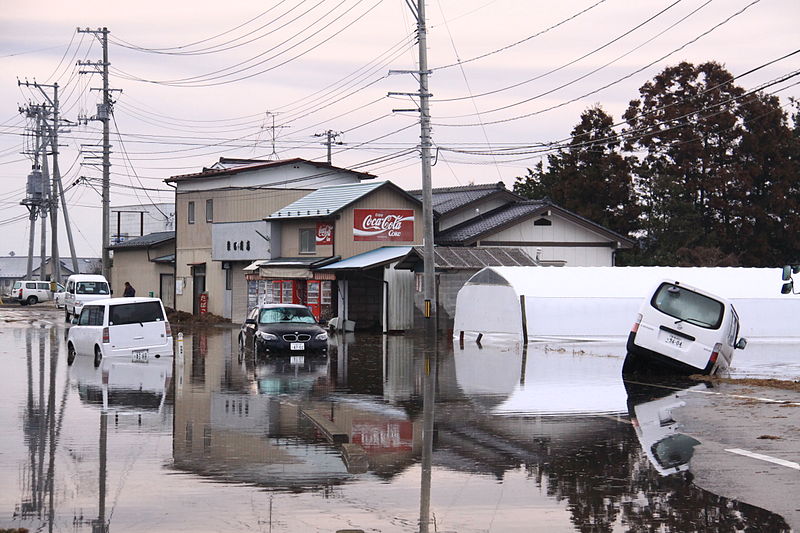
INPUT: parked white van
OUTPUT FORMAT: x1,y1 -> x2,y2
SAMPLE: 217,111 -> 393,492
10,280 -> 64,305
66,297 -> 173,367
624,280 -> 747,376
64,274 -> 110,321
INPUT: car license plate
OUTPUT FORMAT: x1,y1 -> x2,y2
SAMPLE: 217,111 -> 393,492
290,355 -> 305,365
664,334 -> 684,348
290,342 -> 305,351
132,349 -> 149,363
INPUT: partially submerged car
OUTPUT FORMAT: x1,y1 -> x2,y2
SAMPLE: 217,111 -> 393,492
623,280 -> 747,376
239,304 -> 328,358
67,297 -> 173,367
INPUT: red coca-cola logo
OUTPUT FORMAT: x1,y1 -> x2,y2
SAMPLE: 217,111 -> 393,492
353,209 -> 414,241
316,222 -> 333,245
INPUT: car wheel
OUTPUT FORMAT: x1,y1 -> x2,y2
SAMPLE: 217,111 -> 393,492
65,309 -> 71,322
67,343 -> 76,365
93,346 -> 102,368
252,336 -> 263,357
27,295 -> 38,305
621,353 -> 639,375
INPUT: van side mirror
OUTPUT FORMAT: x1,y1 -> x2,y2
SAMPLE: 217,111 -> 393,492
781,281 -> 793,294
735,337 -> 747,350
245,318 -> 257,325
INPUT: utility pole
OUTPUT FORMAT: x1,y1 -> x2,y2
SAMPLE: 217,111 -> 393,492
19,80 -> 80,283
78,27 -> 115,280
19,100 -> 47,280
314,129 -> 342,163
391,1 -> 436,324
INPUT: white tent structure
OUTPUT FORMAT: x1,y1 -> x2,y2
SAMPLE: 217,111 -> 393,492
454,266 -> 800,343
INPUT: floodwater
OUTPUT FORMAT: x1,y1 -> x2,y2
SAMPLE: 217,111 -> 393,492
0,307 -> 797,532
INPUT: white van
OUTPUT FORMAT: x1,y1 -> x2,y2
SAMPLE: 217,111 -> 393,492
624,280 -> 747,376
11,280 -> 63,305
67,297 -> 173,367
64,274 -> 110,321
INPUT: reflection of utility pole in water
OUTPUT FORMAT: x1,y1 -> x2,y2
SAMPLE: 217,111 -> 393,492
96,411 -> 109,533
418,322 -> 438,533
16,327 -> 66,533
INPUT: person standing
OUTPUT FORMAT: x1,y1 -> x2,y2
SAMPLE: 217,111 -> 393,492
123,282 -> 136,297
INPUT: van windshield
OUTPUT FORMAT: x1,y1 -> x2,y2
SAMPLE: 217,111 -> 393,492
651,283 -> 724,329
76,281 -> 109,295
109,301 -> 164,325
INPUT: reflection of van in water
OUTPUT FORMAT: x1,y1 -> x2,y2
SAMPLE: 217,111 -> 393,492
624,280 -> 747,376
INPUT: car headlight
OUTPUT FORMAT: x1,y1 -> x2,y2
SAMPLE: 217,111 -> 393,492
256,331 -> 278,341
315,332 -> 328,341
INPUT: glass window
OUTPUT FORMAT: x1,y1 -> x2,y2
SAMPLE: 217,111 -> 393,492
299,228 -> 316,254
206,199 -> 213,222
37,283 -> 49,290
259,306 -> 315,324
76,281 -> 110,295
188,201 -> 195,225
281,281 -> 293,303
79,305 -> 105,326
651,283 -> 724,329
321,281 -> 332,304
109,301 -> 164,325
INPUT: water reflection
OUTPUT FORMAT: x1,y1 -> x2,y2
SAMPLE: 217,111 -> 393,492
1,317 -> 792,532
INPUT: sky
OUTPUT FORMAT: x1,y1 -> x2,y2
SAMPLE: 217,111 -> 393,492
1,0 -> 798,257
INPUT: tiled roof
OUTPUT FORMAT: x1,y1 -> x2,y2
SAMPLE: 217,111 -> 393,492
267,181 -> 420,219
437,201 -> 548,244
109,231 -> 175,249
409,182 -> 518,215
166,157 -> 375,182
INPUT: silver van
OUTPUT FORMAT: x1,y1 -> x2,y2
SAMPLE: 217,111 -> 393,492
624,280 -> 747,376
64,274 -> 110,321
67,297 -> 173,367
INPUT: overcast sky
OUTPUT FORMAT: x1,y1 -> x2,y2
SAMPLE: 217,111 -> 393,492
1,0 -> 798,257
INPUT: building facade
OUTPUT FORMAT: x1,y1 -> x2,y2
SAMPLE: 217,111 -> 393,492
165,158 -> 374,319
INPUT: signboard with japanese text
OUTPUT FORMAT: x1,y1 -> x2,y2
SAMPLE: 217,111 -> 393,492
353,208 -> 414,241
316,222 -> 334,245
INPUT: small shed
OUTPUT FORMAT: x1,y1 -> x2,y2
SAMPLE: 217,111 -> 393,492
454,266 -> 799,342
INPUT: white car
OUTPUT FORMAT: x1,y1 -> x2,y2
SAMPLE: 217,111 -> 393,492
67,297 -> 173,367
10,280 -> 64,305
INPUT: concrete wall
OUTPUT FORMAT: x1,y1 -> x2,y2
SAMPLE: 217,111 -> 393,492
111,241 -> 174,299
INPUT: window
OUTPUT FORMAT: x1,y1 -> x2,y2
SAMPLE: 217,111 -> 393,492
651,283 -> 724,329
188,201 -> 195,224
533,218 -> 552,226
206,199 -> 213,222
76,281 -> 109,295
78,305 -> 105,326
299,228 -> 316,254
109,301 -> 164,325
259,306 -> 315,324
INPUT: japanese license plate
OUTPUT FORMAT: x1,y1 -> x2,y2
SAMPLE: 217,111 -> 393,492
290,355 -> 305,365
664,334 -> 684,348
290,342 -> 305,351
132,349 -> 149,363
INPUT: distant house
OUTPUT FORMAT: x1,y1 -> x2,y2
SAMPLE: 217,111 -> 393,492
412,182 -> 634,266
109,231 -> 175,307
0,255 -> 101,294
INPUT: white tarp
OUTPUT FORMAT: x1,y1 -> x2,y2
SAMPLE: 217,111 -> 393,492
454,266 -> 800,341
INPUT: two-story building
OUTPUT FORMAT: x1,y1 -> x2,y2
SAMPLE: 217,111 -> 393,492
164,158 -> 375,320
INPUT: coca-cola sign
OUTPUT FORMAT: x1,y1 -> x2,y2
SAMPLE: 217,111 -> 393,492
353,209 -> 414,241
316,222 -> 334,245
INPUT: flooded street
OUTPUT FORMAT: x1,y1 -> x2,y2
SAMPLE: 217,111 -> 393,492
1,306 -> 798,532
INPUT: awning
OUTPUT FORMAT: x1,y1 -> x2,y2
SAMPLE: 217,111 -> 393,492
247,257 -> 339,279
243,259 -> 270,272
315,246 -> 413,272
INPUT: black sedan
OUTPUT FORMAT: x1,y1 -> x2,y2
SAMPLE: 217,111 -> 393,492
239,304 -> 328,357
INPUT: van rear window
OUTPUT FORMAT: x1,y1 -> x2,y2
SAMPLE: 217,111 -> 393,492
109,302 -> 164,325
651,283 -> 724,329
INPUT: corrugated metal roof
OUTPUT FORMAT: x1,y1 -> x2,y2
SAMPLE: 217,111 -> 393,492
166,157 -> 376,182
315,246 -> 413,271
108,231 -> 175,249
0,256 -> 101,278
393,246 -> 537,270
267,181 -> 390,219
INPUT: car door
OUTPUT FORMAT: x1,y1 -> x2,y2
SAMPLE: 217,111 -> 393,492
73,305 -> 104,354
37,282 -> 50,301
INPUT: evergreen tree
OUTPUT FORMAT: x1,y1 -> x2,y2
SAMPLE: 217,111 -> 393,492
513,106 -> 638,237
